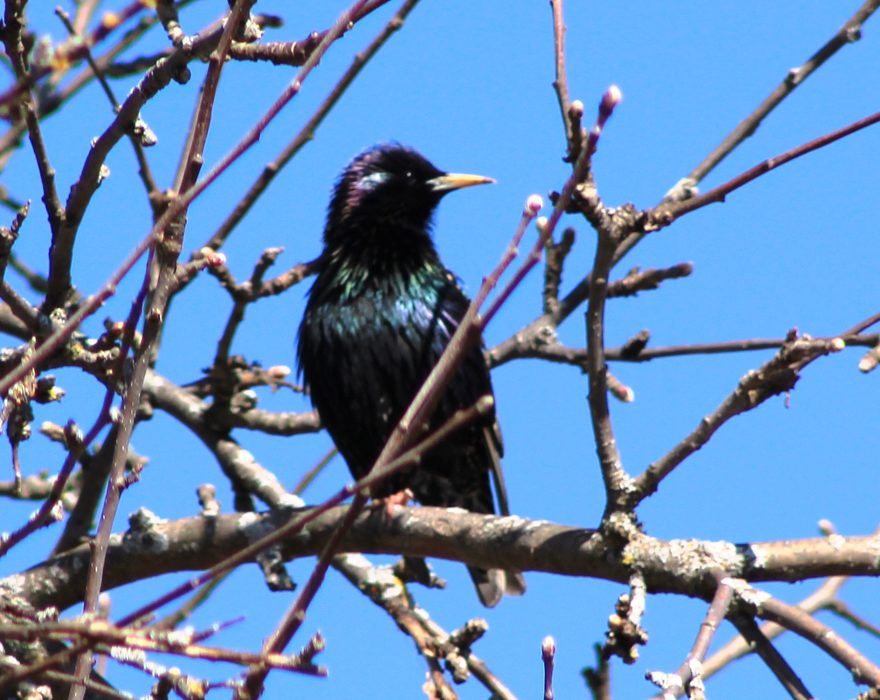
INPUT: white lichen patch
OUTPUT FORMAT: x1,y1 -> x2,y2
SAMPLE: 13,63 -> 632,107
110,645 -> 147,664
166,627 -> 195,645
728,579 -> 772,609
276,492 -> 306,508
237,511 -> 277,542
827,533 -> 846,551
122,508 -> 169,552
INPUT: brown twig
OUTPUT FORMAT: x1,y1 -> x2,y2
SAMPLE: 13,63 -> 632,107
491,332 -> 880,370
0,0 -> 149,111
54,6 -> 161,208
2,0 -> 65,244
514,15 -> 880,356
142,368 -> 308,511
543,227 -> 575,315
582,644 -> 612,700
69,4 -> 254,694
0,201 -> 29,284
648,109 -> 880,232
0,10 -> 158,169
749,587 -> 880,687
628,332 -> 846,509
0,471 -> 79,509
212,247 -> 285,378
0,0 -> 382,394
52,425 -> 126,556
655,575 -> 847,699
0,280 -> 40,329
0,618 -> 325,675
46,16 -> 227,311
572,87 -> 633,515
663,0 -> 880,204
549,0 -> 577,161
0,394 -> 113,558
293,447 -> 338,495
647,575 -> 733,698
729,615 -> 813,700
606,262 -> 694,298
200,0 -> 421,257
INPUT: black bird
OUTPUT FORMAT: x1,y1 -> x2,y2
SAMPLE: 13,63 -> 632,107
297,144 -> 524,607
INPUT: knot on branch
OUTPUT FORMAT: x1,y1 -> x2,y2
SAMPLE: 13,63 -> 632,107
603,573 -> 649,665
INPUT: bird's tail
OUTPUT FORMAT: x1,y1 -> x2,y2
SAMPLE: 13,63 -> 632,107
468,566 -> 526,608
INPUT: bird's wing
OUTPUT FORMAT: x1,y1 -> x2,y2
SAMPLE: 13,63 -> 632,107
484,424 -> 512,516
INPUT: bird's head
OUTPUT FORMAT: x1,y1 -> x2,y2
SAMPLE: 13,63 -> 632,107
324,144 -> 493,247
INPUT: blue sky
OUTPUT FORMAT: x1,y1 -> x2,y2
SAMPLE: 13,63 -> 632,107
3,2 -> 880,698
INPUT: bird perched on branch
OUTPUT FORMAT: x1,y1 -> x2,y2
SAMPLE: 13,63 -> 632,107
297,144 -> 524,607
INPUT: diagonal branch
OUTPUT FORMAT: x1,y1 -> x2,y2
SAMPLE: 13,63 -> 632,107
68,4 -> 256,695
628,333 -> 845,509
2,0 -> 66,243
201,0 -> 421,255
729,615 -> 814,700
664,0 -> 880,203
647,108 -> 880,231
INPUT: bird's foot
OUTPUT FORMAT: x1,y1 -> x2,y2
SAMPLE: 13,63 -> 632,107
373,488 -> 414,516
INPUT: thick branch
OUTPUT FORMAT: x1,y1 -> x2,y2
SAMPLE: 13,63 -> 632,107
9,507 -> 880,613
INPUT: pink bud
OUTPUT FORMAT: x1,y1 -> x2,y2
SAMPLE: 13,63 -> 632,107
267,365 -> 291,379
200,247 -> 226,267
525,194 -> 544,215
601,85 -> 622,112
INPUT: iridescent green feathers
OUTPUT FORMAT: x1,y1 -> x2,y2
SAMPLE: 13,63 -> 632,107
297,144 -> 524,607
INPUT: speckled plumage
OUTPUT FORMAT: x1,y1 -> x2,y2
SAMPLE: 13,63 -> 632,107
297,144 -> 524,606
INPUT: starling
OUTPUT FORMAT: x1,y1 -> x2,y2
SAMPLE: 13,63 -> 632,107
297,144 -> 524,607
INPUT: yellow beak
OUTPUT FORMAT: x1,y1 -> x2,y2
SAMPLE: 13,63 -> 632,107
427,172 -> 495,193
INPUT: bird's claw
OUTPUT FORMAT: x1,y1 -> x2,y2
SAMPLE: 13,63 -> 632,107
373,488 -> 414,516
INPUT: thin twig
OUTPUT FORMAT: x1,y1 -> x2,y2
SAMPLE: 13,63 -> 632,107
491,332 -> 880,369
68,4 -> 254,695
0,0 -> 149,111
664,0 -> 880,203
628,331 -> 847,508
549,0 -> 576,160
729,615 -> 813,700
572,87 -> 631,514
293,447 -> 338,495
514,0 -> 880,352
0,0 -> 380,396
647,575 -> 733,699
199,0 -> 421,256
2,0 -> 65,243
0,397 -> 112,558
755,591 -> 880,686
54,6 -> 161,207
648,109 -> 880,231
655,575 -> 847,699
